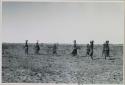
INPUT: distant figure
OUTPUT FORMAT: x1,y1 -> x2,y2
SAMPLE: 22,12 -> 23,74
24,40 -> 28,55
53,43 -> 57,55
103,40 -> 110,59
34,40 -> 40,54
89,40 -> 94,60
73,40 -> 77,48
86,44 -> 90,56
72,40 -> 78,56
102,42 -> 106,57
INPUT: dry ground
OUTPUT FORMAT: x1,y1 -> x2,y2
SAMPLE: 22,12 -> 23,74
2,43 -> 123,83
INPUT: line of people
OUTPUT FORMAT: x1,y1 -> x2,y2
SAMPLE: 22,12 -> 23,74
24,40 -> 110,60
24,40 -> 57,55
24,40 -> 40,55
71,40 -> 110,60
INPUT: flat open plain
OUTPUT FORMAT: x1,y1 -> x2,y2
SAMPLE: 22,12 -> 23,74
2,43 -> 123,83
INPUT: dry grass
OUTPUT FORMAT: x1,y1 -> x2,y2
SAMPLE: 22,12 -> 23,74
2,43 -> 123,83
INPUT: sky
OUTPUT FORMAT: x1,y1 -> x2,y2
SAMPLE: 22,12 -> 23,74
2,2 -> 124,44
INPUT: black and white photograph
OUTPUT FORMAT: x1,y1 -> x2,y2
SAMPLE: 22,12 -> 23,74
2,0 -> 124,84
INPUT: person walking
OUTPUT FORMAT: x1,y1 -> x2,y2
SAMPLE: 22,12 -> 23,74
104,40 -> 110,59
24,40 -> 29,55
86,43 -> 90,57
53,43 -> 57,55
34,40 -> 40,54
89,40 -> 94,60
71,40 -> 78,56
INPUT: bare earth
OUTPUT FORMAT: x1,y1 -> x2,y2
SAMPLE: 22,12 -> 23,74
2,43 -> 123,83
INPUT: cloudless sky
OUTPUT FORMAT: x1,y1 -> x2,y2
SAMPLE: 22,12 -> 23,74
2,2 -> 124,44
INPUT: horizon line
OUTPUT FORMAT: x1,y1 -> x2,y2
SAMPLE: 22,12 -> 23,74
2,42 -> 124,45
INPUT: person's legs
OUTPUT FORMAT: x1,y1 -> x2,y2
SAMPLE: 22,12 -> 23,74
106,50 -> 110,59
75,49 -> 77,56
27,49 -> 28,55
90,51 -> 93,60
25,48 -> 28,55
72,49 -> 77,56
105,50 -> 109,59
107,50 -> 110,57
90,54 -> 93,60
53,49 -> 57,55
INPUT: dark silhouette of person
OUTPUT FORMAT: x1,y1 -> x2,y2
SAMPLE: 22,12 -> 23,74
102,42 -> 106,57
72,40 -> 78,56
53,43 -> 57,54
34,40 -> 40,54
86,43 -> 90,56
24,40 -> 28,55
104,40 -> 110,59
89,40 -> 94,60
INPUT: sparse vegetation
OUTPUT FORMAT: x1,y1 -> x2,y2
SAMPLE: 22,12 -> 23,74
2,43 -> 123,83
